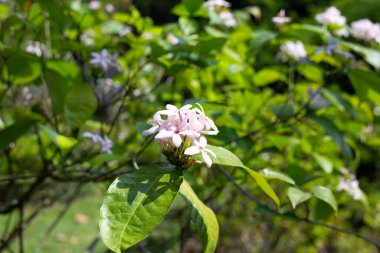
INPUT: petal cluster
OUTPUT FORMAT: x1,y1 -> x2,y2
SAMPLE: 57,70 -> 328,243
272,9 -> 291,25
278,41 -> 307,62
315,6 -> 348,37
205,0 -> 237,28
143,104 -> 218,167
351,19 -> 380,44
337,168 -> 363,200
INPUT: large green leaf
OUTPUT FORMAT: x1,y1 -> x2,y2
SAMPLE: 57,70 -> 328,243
204,145 -> 280,206
99,166 -> 183,253
64,85 -> 98,128
310,186 -> 337,212
180,179 -> 219,253
287,187 -> 312,209
341,41 -> 380,69
260,168 -> 295,185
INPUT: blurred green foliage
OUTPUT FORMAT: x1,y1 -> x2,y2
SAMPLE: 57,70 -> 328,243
0,0 -> 380,252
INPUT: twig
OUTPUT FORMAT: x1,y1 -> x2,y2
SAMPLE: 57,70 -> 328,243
84,234 -> 100,253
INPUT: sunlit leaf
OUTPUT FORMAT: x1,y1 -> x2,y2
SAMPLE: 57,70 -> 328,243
180,179 -> 219,253
287,187 -> 312,209
100,166 -> 183,253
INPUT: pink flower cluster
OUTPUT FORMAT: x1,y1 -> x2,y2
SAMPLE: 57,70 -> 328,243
143,104 -> 219,167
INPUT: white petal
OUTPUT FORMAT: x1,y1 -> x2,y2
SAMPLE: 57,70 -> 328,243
172,134 -> 182,147
202,130 -> 219,135
166,104 -> 178,111
154,129 -> 174,139
204,148 -> 216,158
180,130 -> 200,137
202,151 -> 213,168
156,109 -> 177,116
199,136 -> 207,148
142,125 -> 159,136
180,104 -> 192,111
184,146 -> 201,156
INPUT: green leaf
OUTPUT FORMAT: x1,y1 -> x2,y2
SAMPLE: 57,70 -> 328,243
270,105 -> 294,121
64,85 -> 98,128
312,153 -> 333,173
40,125 -> 78,150
310,186 -> 337,212
100,166 -> 183,253
2,49 -> 41,85
348,69 -> 380,105
253,68 -> 287,87
45,69 -> 72,113
341,41 -> 380,69
204,145 -> 280,206
0,116 -> 39,149
260,168 -> 295,185
297,64 -> 324,84
248,30 -> 276,55
183,0 -> 203,15
180,179 -> 219,253
311,116 -> 352,161
287,187 -> 312,209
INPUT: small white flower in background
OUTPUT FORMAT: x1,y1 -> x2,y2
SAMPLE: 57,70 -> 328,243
80,30 -> 95,45
205,0 -> 231,11
272,9 -> 291,25
143,104 -> 219,168
278,41 -> 307,62
167,33 -> 180,46
90,49 -> 120,73
26,41 -> 45,57
141,33 -> 154,40
219,11 -> 237,28
88,0 -> 100,10
83,132 -> 113,154
316,6 -> 346,27
351,19 -> 380,44
316,6 -> 348,37
337,168 -> 363,200
105,3 -> 114,13
119,26 -> 132,37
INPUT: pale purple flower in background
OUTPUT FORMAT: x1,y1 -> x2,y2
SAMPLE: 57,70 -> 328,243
272,9 -> 291,25
337,168 -> 363,200
141,33 -> 154,40
219,11 -> 237,27
88,0 -> 100,10
184,136 -> 216,168
90,49 -> 112,71
351,19 -> 380,44
278,41 -> 307,62
83,132 -> 113,154
90,49 -> 120,74
308,88 -> 329,110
